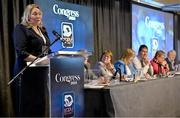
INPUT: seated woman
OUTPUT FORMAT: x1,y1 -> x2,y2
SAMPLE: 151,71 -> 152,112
94,50 -> 118,81
150,50 -> 169,76
114,48 -> 136,81
79,49 -> 109,84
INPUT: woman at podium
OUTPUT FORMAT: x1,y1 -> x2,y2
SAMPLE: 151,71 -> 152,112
13,4 -> 51,75
12,4 -> 51,116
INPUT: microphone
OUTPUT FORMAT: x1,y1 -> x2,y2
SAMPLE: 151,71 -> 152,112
111,65 -> 122,81
52,30 -> 65,43
52,30 -> 61,38
84,64 -> 88,70
111,69 -> 119,80
118,66 -> 122,81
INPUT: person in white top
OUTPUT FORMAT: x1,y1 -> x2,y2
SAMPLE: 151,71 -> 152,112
95,50 -> 118,81
133,44 -> 153,79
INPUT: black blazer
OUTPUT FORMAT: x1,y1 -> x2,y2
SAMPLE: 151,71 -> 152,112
13,24 -> 51,75
165,58 -> 174,71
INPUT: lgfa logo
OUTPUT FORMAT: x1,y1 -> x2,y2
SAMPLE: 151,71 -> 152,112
63,92 -> 74,117
61,22 -> 74,48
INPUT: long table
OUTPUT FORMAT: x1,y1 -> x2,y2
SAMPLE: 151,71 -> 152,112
84,75 -> 180,117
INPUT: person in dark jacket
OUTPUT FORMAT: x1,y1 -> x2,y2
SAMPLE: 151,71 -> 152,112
12,4 -> 51,117
13,4 -> 51,75
165,50 -> 176,71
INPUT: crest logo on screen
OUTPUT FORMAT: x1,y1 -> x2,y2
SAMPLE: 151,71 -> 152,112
61,22 -> 74,48
63,93 -> 74,117
152,38 -> 159,57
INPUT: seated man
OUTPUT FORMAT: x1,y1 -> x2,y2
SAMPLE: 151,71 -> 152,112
132,45 -> 153,79
165,50 -> 176,71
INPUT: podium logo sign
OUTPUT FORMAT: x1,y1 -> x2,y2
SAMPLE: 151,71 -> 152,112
63,92 -> 74,117
61,22 -> 74,48
55,73 -> 81,85
49,57 -> 84,117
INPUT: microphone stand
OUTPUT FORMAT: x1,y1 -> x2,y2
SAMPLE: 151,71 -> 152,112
9,28 -> 91,115
111,67 -> 121,81
8,37 -> 61,85
119,68 -> 122,82
111,69 -> 119,80
9,34 -> 65,116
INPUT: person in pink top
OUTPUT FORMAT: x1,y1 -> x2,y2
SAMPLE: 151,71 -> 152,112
150,50 -> 169,75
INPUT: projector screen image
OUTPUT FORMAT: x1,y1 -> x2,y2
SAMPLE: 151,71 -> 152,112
34,0 -> 93,52
132,4 -> 174,59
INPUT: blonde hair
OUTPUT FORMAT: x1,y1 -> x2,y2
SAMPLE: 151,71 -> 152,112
21,4 -> 43,28
100,50 -> 113,63
120,48 -> 135,65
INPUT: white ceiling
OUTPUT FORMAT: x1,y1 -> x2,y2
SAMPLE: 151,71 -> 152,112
154,0 -> 180,5
133,0 -> 180,14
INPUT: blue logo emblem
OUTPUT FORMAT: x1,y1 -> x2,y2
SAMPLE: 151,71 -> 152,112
61,22 -> 74,48
63,92 -> 74,117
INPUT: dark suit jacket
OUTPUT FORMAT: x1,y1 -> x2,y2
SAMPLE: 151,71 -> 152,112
165,58 -> 175,71
13,24 -> 51,75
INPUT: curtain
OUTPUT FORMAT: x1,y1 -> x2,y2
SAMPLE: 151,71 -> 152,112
174,14 -> 180,63
0,0 -> 34,116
